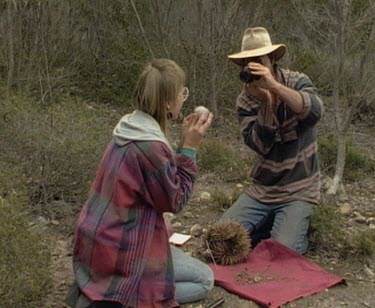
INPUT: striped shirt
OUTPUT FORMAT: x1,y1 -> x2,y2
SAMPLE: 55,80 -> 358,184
237,67 -> 324,204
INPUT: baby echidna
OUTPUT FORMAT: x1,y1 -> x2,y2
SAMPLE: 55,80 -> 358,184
204,220 -> 251,265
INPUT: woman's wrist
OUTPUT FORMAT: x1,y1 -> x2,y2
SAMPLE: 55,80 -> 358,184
181,144 -> 197,151
177,147 -> 197,160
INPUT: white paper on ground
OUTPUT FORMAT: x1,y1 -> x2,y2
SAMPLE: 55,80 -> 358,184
169,232 -> 192,246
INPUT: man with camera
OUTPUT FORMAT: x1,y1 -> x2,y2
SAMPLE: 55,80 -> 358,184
220,27 -> 324,254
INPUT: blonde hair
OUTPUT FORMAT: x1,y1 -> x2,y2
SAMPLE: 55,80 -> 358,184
133,59 -> 186,133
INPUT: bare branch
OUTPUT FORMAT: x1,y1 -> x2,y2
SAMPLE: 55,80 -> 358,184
129,0 -> 155,58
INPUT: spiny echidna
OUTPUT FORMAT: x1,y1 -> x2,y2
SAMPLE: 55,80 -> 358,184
204,220 -> 251,265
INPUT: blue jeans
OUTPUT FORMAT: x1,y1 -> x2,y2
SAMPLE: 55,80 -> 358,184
220,193 -> 313,254
171,245 -> 214,304
67,247 -> 213,307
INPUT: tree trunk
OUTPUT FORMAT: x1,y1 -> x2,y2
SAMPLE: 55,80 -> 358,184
327,0 -> 348,196
209,55 -> 218,115
129,0 -> 155,58
327,132 -> 346,195
6,1 -> 15,96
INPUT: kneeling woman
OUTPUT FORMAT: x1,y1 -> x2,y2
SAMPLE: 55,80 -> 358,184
66,59 -> 214,308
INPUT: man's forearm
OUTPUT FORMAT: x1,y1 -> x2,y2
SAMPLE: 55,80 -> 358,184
261,98 -> 274,126
272,82 -> 303,114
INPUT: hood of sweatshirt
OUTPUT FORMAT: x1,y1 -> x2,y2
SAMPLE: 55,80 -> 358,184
113,110 -> 172,150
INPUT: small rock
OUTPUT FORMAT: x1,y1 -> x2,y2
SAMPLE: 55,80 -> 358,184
51,220 -> 60,226
339,203 -> 351,215
236,183 -> 244,189
346,219 -> 354,227
338,193 -> 349,202
364,265 -> 374,278
362,301 -> 371,308
353,211 -> 367,224
200,191 -> 211,201
183,211 -> 194,218
322,176 -> 333,190
163,212 -> 176,222
172,222 -> 182,228
366,217 -> 375,225
36,216 -> 49,225
338,302 -> 347,306
190,224 -> 203,237
57,240 -> 67,249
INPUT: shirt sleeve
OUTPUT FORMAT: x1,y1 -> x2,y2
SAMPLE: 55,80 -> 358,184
141,142 -> 197,214
293,73 -> 324,126
236,91 -> 277,156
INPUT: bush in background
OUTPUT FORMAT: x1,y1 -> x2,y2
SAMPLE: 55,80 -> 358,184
198,138 -> 251,182
0,169 -> 51,307
309,202 -> 375,259
0,90 -> 122,208
345,230 -> 375,259
318,134 -> 375,182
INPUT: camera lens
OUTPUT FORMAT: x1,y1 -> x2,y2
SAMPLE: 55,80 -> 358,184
239,67 -> 252,83
239,67 -> 260,84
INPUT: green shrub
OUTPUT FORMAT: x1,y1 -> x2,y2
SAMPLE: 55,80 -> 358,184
309,202 -> 347,257
198,138 -> 250,182
211,186 -> 241,211
345,230 -> 375,258
0,164 -> 26,199
309,203 -> 375,259
0,192 -> 52,307
345,144 -> 375,180
318,134 -> 375,181
0,91 -> 119,206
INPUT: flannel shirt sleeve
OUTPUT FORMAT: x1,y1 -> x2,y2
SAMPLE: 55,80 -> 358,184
143,142 -> 197,214
237,91 -> 277,156
294,73 -> 324,126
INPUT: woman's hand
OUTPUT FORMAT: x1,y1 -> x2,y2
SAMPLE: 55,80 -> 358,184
180,112 -> 213,150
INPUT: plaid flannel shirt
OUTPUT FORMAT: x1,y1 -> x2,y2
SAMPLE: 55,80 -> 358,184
72,140 -> 197,307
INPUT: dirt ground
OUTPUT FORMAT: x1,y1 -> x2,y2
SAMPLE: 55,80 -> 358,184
42,121 -> 375,308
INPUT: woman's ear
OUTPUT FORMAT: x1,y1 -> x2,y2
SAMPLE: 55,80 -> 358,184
166,103 -> 172,120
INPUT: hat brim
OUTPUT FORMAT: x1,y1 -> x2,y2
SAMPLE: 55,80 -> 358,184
228,44 -> 287,66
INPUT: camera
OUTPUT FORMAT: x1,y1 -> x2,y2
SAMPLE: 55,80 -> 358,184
239,67 -> 261,83
239,57 -> 262,83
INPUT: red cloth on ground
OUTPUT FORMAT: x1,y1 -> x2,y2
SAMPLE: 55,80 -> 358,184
210,239 -> 345,308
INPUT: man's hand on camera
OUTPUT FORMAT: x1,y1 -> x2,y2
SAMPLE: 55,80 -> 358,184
248,62 -> 280,92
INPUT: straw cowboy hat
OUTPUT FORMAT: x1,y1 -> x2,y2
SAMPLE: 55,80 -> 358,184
228,27 -> 287,66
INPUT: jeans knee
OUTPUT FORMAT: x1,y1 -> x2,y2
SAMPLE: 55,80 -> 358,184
273,235 -> 308,255
202,266 -> 214,291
